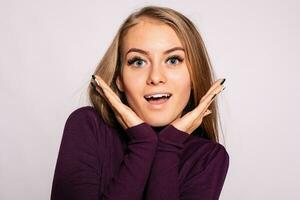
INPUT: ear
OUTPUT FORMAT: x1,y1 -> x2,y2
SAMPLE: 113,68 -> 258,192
116,75 -> 124,92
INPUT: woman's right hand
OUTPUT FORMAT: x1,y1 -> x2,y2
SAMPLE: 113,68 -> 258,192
91,74 -> 144,130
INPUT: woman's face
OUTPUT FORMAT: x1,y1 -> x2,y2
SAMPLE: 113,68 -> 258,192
116,18 -> 192,127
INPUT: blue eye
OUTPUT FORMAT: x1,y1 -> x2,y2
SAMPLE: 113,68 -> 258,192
127,55 -> 184,67
166,55 -> 184,65
127,56 -> 146,67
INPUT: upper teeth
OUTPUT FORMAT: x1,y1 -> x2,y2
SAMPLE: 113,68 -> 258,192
145,93 -> 171,98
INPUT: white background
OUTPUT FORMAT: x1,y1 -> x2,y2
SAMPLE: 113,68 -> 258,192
1,0 -> 299,199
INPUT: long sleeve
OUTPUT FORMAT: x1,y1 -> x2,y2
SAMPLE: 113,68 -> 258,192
103,122 -> 158,199
144,124 -> 190,200
179,143 -> 229,200
50,107 -> 158,200
144,125 -> 230,200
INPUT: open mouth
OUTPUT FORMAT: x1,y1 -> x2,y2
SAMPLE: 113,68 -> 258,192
144,93 -> 172,105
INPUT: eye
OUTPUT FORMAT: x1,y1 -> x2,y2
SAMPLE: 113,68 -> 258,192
127,56 -> 146,67
166,55 -> 184,65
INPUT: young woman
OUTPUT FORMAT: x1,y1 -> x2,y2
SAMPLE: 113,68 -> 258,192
51,5 -> 229,200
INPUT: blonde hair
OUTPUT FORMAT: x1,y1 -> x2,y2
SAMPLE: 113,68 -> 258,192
88,5 -> 224,143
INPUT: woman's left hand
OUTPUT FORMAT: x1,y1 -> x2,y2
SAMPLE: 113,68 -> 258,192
171,78 -> 226,134
91,74 -> 144,130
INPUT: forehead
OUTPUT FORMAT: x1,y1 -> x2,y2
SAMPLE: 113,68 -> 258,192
122,18 -> 183,54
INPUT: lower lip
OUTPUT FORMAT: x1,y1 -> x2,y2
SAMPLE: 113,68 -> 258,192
145,97 -> 171,109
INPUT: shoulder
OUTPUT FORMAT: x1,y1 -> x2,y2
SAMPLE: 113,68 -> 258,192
205,142 -> 229,166
63,106 -> 109,140
66,105 -> 100,121
65,105 -> 106,128
183,135 -> 229,170
185,135 -> 228,154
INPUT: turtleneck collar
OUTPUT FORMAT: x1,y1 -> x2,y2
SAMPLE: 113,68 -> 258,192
150,124 -> 169,134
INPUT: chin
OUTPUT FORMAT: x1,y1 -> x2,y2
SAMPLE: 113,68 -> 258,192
136,102 -> 184,126
142,113 -> 179,127
148,120 -> 170,127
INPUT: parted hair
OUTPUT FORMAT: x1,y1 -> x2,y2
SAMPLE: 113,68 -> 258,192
87,5 -> 224,143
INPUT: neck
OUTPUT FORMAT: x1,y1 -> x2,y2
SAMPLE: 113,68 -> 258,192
151,124 -> 168,133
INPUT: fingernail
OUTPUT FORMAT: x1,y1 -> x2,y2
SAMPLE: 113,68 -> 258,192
221,86 -> 226,91
92,75 -> 100,86
91,82 -> 96,89
220,78 -> 226,85
212,93 -> 216,99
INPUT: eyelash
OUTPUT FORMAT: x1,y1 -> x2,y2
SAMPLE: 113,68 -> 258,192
127,55 -> 184,67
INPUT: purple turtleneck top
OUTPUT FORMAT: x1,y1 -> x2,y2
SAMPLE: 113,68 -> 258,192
50,106 -> 229,200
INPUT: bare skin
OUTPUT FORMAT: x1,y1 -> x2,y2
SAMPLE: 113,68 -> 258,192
91,74 -> 225,134
116,18 -> 193,128
91,18 -> 225,134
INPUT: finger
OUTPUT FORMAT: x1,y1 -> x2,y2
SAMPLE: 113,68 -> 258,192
92,75 -> 128,115
200,78 -> 225,103
102,86 -> 127,115
91,81 -> 105,97
193,109 -> 212,129
199,85 -> 225,109
91,81 -> 118,115
197,85 -> 225,113
93,75 -> 122,102
207,78 -> 225,96
209,86 -> 225,102
91,81 -> 128,127
203,109 -> 212,117
91,79 -> 117,108
91,80 -> 118,111
188,84 -> 224,122
202,86 -> 225,115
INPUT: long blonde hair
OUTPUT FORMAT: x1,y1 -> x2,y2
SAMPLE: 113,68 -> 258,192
88,5 -> 224,143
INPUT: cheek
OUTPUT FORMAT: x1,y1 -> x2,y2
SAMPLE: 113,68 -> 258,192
122,73 -> 145,98
177,81 -> 191,100
171,69 -> 192,90
172,71 -> 192,102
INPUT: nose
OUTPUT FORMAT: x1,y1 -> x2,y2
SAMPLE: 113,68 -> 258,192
146,64 -> 167,85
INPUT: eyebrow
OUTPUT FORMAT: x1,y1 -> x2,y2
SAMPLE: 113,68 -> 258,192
126,46 -> 185,56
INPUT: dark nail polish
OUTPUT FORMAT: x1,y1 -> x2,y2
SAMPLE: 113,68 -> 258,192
92,75 -> 96,80
91,82 -> 96,90
220,78 -> 226,85
212,94 -> 216,100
